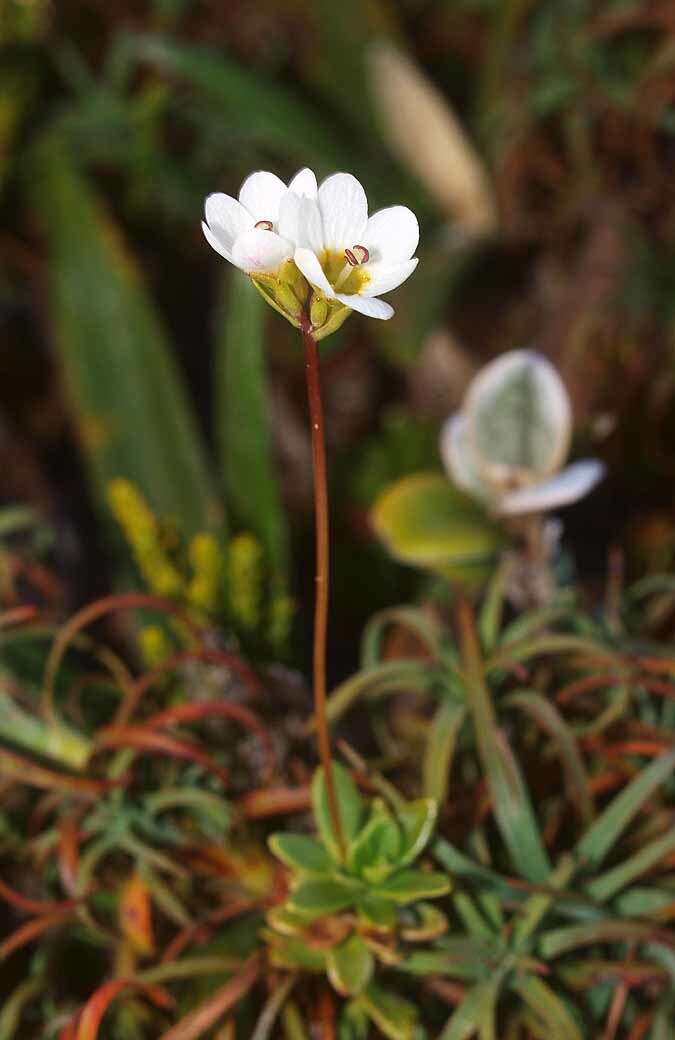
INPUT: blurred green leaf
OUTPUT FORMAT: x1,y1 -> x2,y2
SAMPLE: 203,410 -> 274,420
33,136 -> 218,535
312,763 -> 364,863
510,974 -> 581,1040
326,934 -> 374,997
268,834 -> 332,877
576,749 -> 675,870
116,33 -> 348,168
458,600 -> 552,883
358,982 -> 417,1040
424,698 -> 466,804
372,472 -> 504,581
216,274 -> 289,594
375,868 -> 450,904
288,878 -> 358,919
440,969 -> 506,1040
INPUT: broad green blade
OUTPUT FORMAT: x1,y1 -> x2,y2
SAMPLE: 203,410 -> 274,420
33,136 -> 217,536
216,273 -> 289,594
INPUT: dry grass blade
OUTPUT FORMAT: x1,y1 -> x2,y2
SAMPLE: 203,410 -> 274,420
368,40 -> 497,235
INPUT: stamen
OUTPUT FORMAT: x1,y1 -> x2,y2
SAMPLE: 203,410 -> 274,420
255,220 -> 274,231
344,244 -> 369,267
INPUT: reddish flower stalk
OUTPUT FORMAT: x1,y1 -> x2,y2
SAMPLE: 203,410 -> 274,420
301,317 -> 346,861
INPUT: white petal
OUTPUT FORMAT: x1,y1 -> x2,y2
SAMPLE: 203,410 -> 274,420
294,247 -> 335,297
238,171 -> 287,222
336,293 -> 394,319
288,167 -> 318,198
204,193 -> 252,253
498,459 -> 606,516
439,414 -> 491,503
363,205 -> 419,263
361,258 -> 418,296
278,193 -> 324,254
231,228 -> 293,273
466,349 -> 572,479
202,221 -> 235,264
318,172 -> 368,250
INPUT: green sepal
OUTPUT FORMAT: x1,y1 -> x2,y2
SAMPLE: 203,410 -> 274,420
326,933 -> 374,997
312,763 -> 364,862
357,982 -> 418,1040
268,833 -> 332,877
375,868 -> 451,904
288,878 -> 361,919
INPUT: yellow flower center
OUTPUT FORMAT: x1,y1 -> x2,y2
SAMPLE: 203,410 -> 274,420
321,248 -> 371,294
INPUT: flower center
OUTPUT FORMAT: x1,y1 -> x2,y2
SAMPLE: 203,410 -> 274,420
334,244 -> 370,291
255,220 -> 274,231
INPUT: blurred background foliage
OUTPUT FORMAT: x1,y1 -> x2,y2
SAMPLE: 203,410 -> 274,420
3,0 -> 675,674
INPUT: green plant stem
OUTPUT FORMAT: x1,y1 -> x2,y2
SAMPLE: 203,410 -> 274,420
301,319 -> 346,861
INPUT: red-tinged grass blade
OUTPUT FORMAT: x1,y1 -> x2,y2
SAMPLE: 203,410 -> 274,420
576,749 -> 675,870
0,606 -> 39,629
238,786 -> 311,819
71,978 -> 174,1040
0,877 -> 79,916
119,873 -> 155,956
504,690 -> 593,825
94,726 -> 229,786
456,598 -> 551,884
119,648 -> 265,725
0,910 -> 70,962
41,592 -> 203,723
58,816 -> 81,897
0,746 -> 123,797
159,952 -> 261,1040
161,898 -> 259,963
142,701 -> 276,781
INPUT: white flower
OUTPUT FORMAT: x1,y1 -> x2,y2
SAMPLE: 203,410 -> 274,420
280,171 -> 419,320
440,349 -> 605,516
202,169 -> 419,322
202,168 -> 319,275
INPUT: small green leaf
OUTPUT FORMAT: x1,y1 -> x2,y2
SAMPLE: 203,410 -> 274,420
396,798 -> 439,866
372,473 -> 504,581
312,763 -> 364,862
424,700 -> 466,805
356,894 -> 397,928
349,802 -> 401,881
358,982 -> 417,1040
288,879 -> 359,920
376,868 -> 451,904
326,934 -> 374,997
268,834 -> 332,877
440,971 -> 507,1040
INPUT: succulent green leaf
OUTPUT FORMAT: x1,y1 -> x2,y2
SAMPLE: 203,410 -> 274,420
312,764 -> 364,863
268,834 -> 333,877
358,982 -> 417,1040
349,802 -> 401,882
288,879 -> 359,920
356,895 -> 397,929
372,473 -> 504,581
326,934 -> 374,997
396,798 -> 439,866
376,868 -> 450,904
338,1001 -> 370,1040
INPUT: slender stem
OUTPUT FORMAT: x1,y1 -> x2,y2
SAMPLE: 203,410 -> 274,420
301,320 -> 346,861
